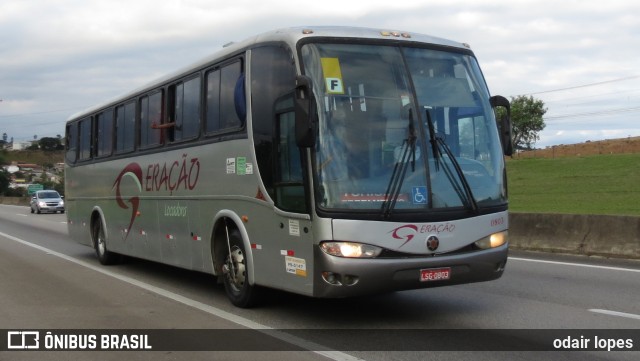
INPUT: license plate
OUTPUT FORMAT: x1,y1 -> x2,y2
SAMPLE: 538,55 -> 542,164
420,267 -> 451,282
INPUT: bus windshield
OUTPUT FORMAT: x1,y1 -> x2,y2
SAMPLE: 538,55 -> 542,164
301,43 -> 506,214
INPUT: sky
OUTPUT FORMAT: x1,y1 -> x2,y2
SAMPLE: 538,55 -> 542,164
1,0 -> 638,148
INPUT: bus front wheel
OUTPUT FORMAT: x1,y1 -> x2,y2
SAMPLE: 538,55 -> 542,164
222,230 -> 260,308
92,219 -> 120,265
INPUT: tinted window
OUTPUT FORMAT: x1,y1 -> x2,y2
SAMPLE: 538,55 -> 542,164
78,117 -> 92,161
206,61 -> 244,134
65,123 -> 78,163
250,46 -> 297,206
140,91 -> 163,148
116,101 -> 136,153
174,76 -> 201,141
205,69 -> 221,133
96,109 -> 113,157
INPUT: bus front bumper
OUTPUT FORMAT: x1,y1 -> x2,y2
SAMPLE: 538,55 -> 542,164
312,243 -> 508,298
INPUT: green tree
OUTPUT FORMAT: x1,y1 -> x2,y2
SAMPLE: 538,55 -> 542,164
0,170 -> 9,195
509,95 -> 547,150
39,137 -> 64,151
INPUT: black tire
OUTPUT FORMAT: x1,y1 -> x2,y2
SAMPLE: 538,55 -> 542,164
92,219 -> 120,265
30,207 -> 34,214
222,230 -> 261,308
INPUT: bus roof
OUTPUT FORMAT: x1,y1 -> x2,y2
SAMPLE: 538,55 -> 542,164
67,26 -> 469,122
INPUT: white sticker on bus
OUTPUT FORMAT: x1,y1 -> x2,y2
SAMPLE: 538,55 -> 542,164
289,219 -> 300,237
285,256 -> 307,277
226,158 -> 236,174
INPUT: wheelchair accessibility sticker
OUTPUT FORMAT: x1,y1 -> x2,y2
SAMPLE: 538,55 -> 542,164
412,186 -> 427,205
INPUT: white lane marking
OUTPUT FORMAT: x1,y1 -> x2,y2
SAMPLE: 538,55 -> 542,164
0,230 -> 363,361
15,214 -> 28,217
589,309 -> 640,321
509,257 -> 640,273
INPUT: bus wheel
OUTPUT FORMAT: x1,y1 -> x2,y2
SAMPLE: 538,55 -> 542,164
222,230 -> 260,308
92,219 -> 119,265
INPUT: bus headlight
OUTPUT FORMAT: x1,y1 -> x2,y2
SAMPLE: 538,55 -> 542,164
474,231 -> 508,249
320,242 -> 382,258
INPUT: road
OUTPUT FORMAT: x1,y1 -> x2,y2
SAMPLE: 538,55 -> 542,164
0,204 -> 638,360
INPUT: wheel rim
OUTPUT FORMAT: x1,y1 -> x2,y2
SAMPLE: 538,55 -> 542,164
225,246 -> 246,292
97,227 -> 106,256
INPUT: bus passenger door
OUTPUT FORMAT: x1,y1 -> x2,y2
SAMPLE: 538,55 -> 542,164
248,45 -> 313,295
251,105 -> 314,296
276,107 -> 314,293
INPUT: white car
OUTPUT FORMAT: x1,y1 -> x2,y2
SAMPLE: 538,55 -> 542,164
30,190 -> 65,214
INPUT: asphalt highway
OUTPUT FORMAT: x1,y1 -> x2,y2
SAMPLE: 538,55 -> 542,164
1,204 -> 638,361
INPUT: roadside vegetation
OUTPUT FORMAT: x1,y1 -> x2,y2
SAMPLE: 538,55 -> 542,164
1,149 -> 64,197
2,144 -> 639,216
507,153 -> 640,216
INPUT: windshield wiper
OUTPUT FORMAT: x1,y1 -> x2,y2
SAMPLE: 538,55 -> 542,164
425,107 -> 478,213
381,109 -> 417,218
425,107 -> 440,171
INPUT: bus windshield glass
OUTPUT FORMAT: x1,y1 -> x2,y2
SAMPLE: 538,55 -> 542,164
301,43 -> 506,214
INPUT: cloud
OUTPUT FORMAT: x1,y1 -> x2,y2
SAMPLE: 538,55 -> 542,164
1,0 -> 639,145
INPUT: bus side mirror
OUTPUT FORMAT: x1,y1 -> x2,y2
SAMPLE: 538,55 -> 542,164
294,75 -> 317,148
490,95 -> 514,156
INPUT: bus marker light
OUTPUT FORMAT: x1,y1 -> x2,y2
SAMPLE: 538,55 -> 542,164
166,234 -> 174,240
241,215 -> 249,223
193,235 -> 201,241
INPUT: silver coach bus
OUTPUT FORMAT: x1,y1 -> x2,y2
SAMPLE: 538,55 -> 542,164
65,27 -> 513,308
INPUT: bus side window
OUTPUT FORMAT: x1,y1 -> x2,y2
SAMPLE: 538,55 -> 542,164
205,60 -> 243,134
78,117 -> 92,161
140,91 -> 163,148
115,101 -> 136,154
65,122 -> 78,164
95,109 -> 114,157
172,76 -> 201,142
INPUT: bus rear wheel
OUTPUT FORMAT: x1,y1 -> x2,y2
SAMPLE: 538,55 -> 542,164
222,230 -> 260,308
92,219 -> 120,265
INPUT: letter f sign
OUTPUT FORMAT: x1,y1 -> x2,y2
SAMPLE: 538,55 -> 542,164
326,77 -> 344,94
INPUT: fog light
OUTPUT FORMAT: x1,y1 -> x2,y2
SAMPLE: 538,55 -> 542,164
342,274 -> 359,286
322,271 -> 342,285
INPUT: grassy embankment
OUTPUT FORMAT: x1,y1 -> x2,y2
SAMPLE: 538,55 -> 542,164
506,153 -> 640,216
4,150 -> 639,216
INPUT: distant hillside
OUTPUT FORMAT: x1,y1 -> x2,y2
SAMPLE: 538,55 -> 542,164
515,136 -> 640,159
2,150 -> 64,166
